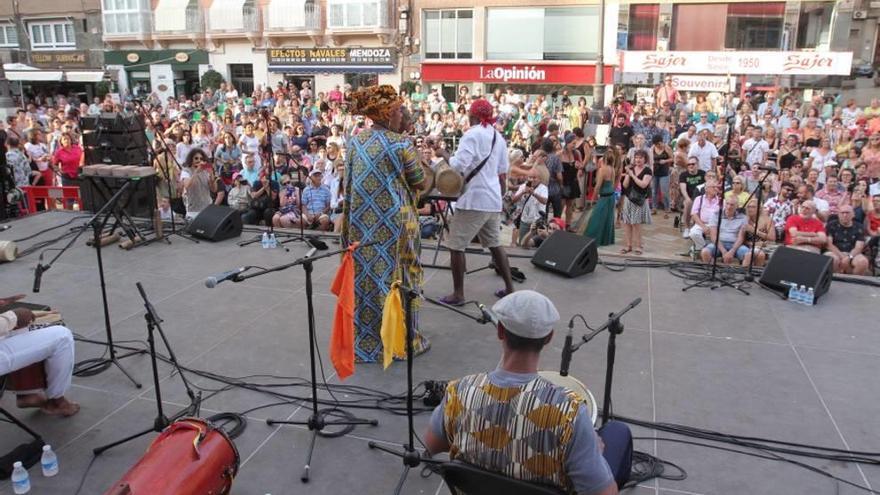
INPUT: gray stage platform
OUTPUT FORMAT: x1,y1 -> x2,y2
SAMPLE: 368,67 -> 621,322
1,211 -> 879,495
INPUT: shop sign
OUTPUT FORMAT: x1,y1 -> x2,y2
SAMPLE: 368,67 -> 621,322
126,53 -> 140,63
31,51 -> 88,67
669,75 -> 735,92
621,51 -> 853,76
174,52 -> 189,63
267,47 -> 396,70
421,63 -> 614,85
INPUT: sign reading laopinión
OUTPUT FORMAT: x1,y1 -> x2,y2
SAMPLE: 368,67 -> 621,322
267,47 -> 397,72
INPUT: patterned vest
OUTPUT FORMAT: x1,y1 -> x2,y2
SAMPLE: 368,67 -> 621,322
443,372 -> 583,492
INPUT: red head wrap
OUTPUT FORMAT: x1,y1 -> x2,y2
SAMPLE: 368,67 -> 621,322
469,98 -> 496,127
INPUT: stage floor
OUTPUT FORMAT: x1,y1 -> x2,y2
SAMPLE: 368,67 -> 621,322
2,212 -> 879,495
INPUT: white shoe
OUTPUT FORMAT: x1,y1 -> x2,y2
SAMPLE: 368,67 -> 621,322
681,229 -> 690,239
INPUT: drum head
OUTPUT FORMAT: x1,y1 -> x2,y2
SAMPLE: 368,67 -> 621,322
538,371 -> 598,426
436,169 -> 463,196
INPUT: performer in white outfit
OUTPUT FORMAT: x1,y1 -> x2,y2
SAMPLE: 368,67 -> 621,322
0,298 -> 79,417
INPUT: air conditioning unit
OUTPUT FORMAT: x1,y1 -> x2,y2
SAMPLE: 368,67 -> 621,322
853,10 -> 868,19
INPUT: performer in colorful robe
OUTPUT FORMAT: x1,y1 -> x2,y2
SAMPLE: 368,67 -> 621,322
342,85 -> 429,363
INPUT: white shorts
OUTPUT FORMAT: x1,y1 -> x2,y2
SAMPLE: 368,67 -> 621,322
446,209 -> 503,251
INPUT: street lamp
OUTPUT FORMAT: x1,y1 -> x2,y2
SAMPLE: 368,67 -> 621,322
592,0 -> 606,116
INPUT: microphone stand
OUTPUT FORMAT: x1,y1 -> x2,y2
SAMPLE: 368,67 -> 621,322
743,170 -> 773,282
93,281 -> 202,455
38,180 -> 143,388
567,297 -> 641,426
278,154 -> 310,247
368,283 -> 422,495
227,242 -> 379,482
682,134 -> 749,295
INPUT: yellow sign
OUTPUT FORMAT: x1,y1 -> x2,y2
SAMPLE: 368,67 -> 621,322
31,52 -> 87,66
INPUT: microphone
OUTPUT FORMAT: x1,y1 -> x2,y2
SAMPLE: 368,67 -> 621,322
33,257 -> 45,293
560,324 -> 574,377
204,267 -> 247,288
304,246 -> 318,259
477,303 -> 494,325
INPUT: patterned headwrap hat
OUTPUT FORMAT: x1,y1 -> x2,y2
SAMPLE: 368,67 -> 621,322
349,85 -> 403,124
469,98 -> 496,127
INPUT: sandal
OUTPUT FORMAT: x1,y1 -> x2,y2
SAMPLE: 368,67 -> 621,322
619,247 -> 632,254
494,288 -> 512,298
438,295 -> 466,307
633,248 -> 643,255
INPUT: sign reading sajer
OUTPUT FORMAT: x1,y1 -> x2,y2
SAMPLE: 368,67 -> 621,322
267,47 -> 396,71
621,51 -> 853,76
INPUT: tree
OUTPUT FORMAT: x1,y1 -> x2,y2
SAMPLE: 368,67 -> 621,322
200,70 -> 225,91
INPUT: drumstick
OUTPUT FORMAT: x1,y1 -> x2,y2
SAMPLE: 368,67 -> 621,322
32,310 -> 60,318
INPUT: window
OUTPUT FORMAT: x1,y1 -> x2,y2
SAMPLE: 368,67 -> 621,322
328,0 -> 381,28
0,23 -> 17,47
486,7 -> 599,61
724,3 -> 784,50
796,1 -> 833,49
104,0 -> 149,34
627,4 -> 658,50
28,20 -> 75,49
423,9 -> 472,59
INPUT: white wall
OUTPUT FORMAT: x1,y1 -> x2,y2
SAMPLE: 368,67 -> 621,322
208,41 -> 269,88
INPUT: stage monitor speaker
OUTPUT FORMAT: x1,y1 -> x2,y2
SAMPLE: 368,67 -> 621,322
531,231 -> 598,278
759,246 -> 832,303
81,113 -> 145,132
80,175 -> 157,218
187,205 -> 243,242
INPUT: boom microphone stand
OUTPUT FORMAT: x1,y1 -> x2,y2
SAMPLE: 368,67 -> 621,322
93,282 -> 202,455
220,242 -> 378,482
564,297 -> 641,426
35,181 -> 143,388
742,167 -> 774,282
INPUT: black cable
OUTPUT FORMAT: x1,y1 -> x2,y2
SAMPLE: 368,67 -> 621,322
72,454 -> 99,495
624,450 -> 687,487
206,412 -> 246,439
11,214 -> 90,243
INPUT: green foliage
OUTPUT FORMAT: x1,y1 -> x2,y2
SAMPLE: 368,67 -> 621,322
200,70 -> 225,90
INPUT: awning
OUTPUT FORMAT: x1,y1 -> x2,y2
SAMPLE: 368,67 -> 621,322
3,63 -> 63,82
209,0 -> 247,30
267,0 -> 306,30
268,65 -> 395,74
155,0 -> 191,31
65,71 -> 105,82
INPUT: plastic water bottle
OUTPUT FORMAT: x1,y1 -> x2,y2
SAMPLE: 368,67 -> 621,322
805,287 -> 815,306
268,232 -> 278,249
787,283 -> 797,302
798,285 -> 808,305
11,461 -> 30,494
261,231 -> 270,249
41,444 -> 58,477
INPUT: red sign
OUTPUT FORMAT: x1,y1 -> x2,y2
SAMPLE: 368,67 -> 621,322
421,63 -> 614,85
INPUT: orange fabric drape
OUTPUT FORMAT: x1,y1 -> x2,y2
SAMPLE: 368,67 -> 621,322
330,243 -> 358,380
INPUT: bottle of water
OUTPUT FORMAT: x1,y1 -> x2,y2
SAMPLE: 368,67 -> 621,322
806,287 -> 815,306
798,285 -> 808,305
11,461 -> 30,494
261,231 -> 270,249
41,444 -> 58,477
269,232 -> 278,249
787,283 -> 797,302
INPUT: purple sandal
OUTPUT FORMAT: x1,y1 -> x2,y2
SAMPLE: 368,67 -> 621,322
438,295 -> 466,307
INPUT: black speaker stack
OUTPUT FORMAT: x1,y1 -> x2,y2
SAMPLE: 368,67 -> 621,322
187,205 -> 243,242
82,113 -> 149,166
530,231 -> 598,278
759,246 -> 833,303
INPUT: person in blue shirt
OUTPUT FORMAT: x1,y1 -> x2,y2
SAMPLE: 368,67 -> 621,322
301,169 -> 332,231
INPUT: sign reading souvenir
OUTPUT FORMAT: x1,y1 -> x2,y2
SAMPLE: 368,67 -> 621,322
31,51 -> 88,68
267,47 -> 396,72
669,75 -> 736,92
621,51 -> 853,76
421,63 -> 615,85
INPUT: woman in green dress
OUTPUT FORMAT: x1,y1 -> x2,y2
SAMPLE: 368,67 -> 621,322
583,148 -> 619,246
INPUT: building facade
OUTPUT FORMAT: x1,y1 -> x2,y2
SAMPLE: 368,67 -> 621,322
101,0 -> 403,100
0,0 -> 106,108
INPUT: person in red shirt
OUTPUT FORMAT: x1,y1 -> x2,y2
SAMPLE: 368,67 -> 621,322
784,200 -> 826,253
51,132 -> 84,186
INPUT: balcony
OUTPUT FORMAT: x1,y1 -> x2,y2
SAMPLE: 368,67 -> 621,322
102,10 -> 153,46
325,0 -> 394,44
153,0 -> 205,45
207,0 -> 261,37
263,0 -> 322,44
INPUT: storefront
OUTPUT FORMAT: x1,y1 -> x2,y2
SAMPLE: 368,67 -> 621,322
420,62 -> 616,103
10,51 -> 105,102
104,50 -> 210,101
619,50 -> 854,96
266,47 -> 398,95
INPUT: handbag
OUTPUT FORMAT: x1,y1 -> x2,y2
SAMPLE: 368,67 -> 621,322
625,186 -> 646,206
461,130 -> 499,193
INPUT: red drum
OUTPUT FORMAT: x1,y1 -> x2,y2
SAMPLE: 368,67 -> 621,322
7,362 -> 48,393
104,417 -> 240,495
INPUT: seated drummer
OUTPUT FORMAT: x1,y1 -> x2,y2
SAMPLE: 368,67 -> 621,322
0,295 -> 80,417
424,291 -> 631,495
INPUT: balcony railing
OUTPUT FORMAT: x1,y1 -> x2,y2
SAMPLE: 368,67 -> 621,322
207,2 -> 261,33
263,1 -> 321,33
326,0 -> 391,30
102,11 -> 153,39
154,6 -> 205,35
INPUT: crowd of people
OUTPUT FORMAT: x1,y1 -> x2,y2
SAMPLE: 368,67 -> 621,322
2,78 -> 879,275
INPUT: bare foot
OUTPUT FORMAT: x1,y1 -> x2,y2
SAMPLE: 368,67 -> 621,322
40,397 -> 80,417
16,393 -> 47,409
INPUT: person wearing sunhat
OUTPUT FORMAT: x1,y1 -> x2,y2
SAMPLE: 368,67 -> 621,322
440,98 -> 516,306
424,290 -> 632,494
342,84 -> 430,364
